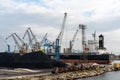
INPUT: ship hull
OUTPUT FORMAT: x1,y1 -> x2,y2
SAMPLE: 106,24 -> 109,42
47,53 -> 114,64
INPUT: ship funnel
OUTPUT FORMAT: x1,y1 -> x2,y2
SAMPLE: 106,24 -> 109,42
99,34 -> 104,49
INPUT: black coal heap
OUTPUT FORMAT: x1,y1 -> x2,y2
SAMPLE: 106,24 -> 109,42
0,51 -> 66,69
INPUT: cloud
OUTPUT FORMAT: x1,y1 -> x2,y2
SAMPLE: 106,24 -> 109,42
0,0 -> 120,53
86,16 -> 120,33
102,29 -> 120,53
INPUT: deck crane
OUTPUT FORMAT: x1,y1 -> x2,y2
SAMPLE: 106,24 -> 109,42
23,27 -> 40,51
69,28 -> 79,53
6,33 -> 28,53
55,13 -> 67,60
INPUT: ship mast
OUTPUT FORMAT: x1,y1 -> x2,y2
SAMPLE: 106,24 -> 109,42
92,31 -> 98,51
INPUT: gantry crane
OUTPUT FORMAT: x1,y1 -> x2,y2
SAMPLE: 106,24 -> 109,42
69,28 -> 79,53
6,33 -> 28,53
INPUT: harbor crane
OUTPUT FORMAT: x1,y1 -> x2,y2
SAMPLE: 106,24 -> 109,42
56,13 -> 67,47
0,35 -> 10,53
23,28 -> 32,47
23,27 -> 40,51
69,28 -> 79,53
27,27 -> 37,42
6,33 -> 28,53
40,33 -> 48,47
44,38 -> 53,53
55,13 -> 67,60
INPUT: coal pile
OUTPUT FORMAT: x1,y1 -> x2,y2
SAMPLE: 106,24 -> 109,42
0,53 -> 20,68
0,51 -> 67,69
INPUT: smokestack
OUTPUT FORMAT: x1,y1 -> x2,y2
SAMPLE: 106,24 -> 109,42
99,34 -> 104,49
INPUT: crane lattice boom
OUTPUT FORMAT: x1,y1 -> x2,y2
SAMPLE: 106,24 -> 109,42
57,13 -> 67,46
6,33 -> 27,53
71,29 -> 79,49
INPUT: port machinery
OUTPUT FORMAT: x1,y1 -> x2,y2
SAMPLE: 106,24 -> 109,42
2,12 -> 114,73
49,14 -> 93,73
49,18 -> 114,73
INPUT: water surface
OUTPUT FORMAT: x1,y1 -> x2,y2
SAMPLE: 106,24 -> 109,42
78,60 -> 120,80
78,71 -> 120,80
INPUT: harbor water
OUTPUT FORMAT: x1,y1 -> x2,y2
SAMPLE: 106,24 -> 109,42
78,71 -> 120,80
78,60 -> 120,80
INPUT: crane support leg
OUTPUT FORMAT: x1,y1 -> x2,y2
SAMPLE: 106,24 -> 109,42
55,39 -> 60,60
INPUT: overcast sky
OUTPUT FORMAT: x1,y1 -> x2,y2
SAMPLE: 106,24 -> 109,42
0,0 -> 120,54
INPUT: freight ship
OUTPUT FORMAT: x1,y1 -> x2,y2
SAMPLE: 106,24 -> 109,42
47,34 -> 115,65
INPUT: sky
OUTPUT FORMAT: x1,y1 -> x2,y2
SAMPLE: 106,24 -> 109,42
0,0 -> 120,54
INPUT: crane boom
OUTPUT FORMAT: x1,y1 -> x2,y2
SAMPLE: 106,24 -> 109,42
71,29 -> 79,48
57,13 -> 67,46
23,29 -> 33,47
40,33 -> 48,47
23,27 -> 40,51
28,27 -> 37,42
6,33 -> 28,53
14,33 -> 25,44
6,33 -> 23,50
23,29 -> 28,39
69,28 -> 79,53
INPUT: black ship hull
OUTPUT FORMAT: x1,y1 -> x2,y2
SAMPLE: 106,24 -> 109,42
47,53 -> 114,64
